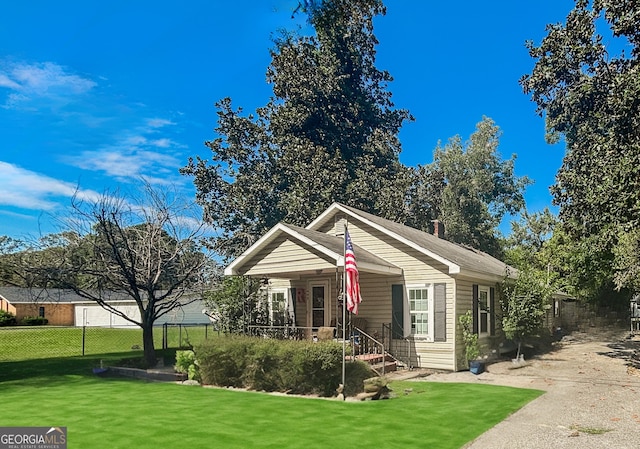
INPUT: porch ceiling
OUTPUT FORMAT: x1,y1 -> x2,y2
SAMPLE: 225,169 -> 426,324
224,223 -> 402,278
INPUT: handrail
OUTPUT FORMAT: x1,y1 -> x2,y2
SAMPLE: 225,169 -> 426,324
246,324 -> 402,376
352,326 -> 388,375
382,322 -> 412,369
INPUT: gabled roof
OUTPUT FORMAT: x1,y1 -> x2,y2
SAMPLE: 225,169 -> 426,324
224,222 -> 402,276
307,203 -> 513,279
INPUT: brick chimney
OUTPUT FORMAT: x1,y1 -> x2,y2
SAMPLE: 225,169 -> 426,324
431,219 -> 445,238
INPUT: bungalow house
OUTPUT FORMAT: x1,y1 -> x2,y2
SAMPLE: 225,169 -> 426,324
225,202 -> 514,371
0,287 -> 211,327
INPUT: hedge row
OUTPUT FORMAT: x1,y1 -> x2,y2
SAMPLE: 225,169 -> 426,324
194,336 -> 374,397
0,311 -> 48,326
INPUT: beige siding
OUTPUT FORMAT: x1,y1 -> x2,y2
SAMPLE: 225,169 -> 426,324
453,276 -> 504,370
248,214 -> 504,371
354,272 -> 401,335
336,220 -> 457,370
341,221 -> 451,277
240,235 -> 335,276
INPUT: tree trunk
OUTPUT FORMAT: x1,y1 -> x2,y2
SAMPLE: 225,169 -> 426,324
142,323 -> 156,368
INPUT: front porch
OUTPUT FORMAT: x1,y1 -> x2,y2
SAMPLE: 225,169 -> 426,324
246,319 -> 409,375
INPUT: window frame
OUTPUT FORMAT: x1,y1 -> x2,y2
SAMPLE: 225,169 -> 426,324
477,286 -> 491,336
267,289 -> 288,326
406,284 -> 434,341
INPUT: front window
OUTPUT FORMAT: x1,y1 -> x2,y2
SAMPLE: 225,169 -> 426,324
409,287 -> 430,337
268,290 -> 287,326
478,287 -> 490,335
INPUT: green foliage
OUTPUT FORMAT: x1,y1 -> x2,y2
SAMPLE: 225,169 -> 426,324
204,276 -> 267,334
613,228 -> 640,293
344,360 -> 376,397
195,336 -> 348,396
500,267 -> 552,356
196,336 -> 251,388
175,350 -> 200,382
20,316 -> 48,326
0,310 -> 17,326
182,0 -> 412,259
458,311 -> 479,364
521,1 -> 640,304
414,117 -> 530,257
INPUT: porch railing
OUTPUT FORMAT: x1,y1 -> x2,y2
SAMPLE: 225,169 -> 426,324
245,324 -> 407,376
382,323 -> 413,369
246,325 -> 318,340
350,325 -> 389,375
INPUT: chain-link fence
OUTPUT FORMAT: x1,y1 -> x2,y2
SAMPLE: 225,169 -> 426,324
0,323 -> 215,362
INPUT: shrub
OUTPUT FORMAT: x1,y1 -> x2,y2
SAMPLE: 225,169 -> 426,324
344,360 -> 376,397
289,341 -> 343,396
195,336 -> 345,396
0,310 -> 17,327
20,316 -> 48,326
459,310 -> 479,366
175,350 -> 201,382
196,336 -> 251,388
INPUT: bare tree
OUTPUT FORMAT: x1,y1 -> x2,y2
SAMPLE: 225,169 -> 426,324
52,183 -> 214,367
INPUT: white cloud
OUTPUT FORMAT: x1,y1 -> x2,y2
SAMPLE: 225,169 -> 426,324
150,138 -> 172,148
0,61 -> 96,109
61,116 -> 184,184
147,118 -> 175,128
64,146 -> 180,184
0,73 -> 20,90
0,161 -> 101,210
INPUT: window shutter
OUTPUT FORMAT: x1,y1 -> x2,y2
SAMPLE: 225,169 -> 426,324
472,284 -> 479,334
391,284 -> 404,339
434,283 -> 446,342
489,287 -> 495,336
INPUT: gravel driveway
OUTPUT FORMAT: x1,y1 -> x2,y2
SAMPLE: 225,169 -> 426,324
415,328 -> 640,448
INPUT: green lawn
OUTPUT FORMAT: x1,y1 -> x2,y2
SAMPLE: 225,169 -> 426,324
0,325 -> 214,361
0,355 -> 543,449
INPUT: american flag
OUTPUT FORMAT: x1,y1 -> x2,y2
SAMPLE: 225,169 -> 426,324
345,229 -> 362,314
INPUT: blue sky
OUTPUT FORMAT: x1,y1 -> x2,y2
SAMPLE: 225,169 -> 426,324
0,0 -> 577,240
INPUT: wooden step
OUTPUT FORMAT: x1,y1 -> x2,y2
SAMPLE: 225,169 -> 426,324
352,353 -> 397,374
370,361 -> 397,374
354,353 -> 385,364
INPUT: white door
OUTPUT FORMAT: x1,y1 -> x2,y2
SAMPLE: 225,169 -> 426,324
308,280 -> 330,327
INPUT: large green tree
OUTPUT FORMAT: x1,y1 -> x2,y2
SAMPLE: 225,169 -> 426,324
182,0 -> 412,259
521,0 -> 640,299
413,117 -> 530,257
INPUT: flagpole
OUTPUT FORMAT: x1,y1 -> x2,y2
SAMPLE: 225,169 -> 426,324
341,221 -> 347,395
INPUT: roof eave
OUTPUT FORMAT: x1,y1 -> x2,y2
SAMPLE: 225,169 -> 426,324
225,223 -> 343,276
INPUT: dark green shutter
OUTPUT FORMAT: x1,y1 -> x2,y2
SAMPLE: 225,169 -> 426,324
489,287 -> 495,336
391,284 -> 404,339
472,284 -> 479,334
434,283 -> 446,342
